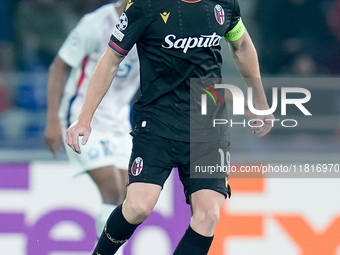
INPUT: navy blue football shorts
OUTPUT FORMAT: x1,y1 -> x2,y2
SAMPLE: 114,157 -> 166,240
128,129 -> 231,204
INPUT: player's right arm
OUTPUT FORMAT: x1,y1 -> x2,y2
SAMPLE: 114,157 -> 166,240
45,12 -> 100,155
66,48 -> 124,154
44,56 -> 71,156
66,0 -> 148,154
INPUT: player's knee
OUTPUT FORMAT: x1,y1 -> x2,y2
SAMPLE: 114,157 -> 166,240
124,199 -> 153,222
193,208 -> 220,230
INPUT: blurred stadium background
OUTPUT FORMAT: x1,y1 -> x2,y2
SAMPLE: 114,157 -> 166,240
0,0 -> 340,254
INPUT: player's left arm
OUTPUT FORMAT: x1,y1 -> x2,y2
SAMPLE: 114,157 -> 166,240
224,18 -> 275,137
225,21 -> 274,137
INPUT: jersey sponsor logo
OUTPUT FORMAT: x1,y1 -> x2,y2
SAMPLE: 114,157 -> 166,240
117,13 -> 128,31
214,5 -> 225,25
113,26 -> 124,41
160,12 -> 170,24
125,0 -> 134,11
131,157 -> 143,176
162,33 -> 222,53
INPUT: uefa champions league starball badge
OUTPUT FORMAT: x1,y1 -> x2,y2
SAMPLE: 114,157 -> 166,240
117,13 -> 128,31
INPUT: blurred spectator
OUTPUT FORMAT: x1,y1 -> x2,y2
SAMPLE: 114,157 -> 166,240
0,0 -> 19,71
254,0 -> 333,75
328,0 -> 340,40
290,54 -> 321,76
0,75 -> 10,112
14,0 -> 77,71
0,0 -> 15,41
73,0 -> 111,19
326,0 -> 340,74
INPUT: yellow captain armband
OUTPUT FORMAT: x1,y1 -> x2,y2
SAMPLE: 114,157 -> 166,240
223,18 -> 246,42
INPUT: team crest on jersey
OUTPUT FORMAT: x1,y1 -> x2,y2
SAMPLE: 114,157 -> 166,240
117,13 -> 128,31
214,5 -> 225,25
131,157 -> 143,176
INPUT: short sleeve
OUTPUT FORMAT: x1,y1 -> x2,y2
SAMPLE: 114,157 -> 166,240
109,0 -> 149,56
224,0 -> 245,42
226,0 -> 241,33
58,15 -> 97,67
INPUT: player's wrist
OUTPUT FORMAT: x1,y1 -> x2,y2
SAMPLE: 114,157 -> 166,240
251,95 -> 269,108
76,115 -> 92,127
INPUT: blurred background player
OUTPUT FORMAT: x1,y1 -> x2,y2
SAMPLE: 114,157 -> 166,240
44,0 -> 140,241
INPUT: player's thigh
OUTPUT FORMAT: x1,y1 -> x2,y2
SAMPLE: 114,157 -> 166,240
87,165 -> 126,204
123,131 -> 174,221
190,189 -> 225,216
87,165 -> 124,190
123,182 -> 162,221
125,182 -> 161,210
179,140 -> 231,204
127,131 -> 173,189
118,168 -> 128,184
189,189 -> 225,236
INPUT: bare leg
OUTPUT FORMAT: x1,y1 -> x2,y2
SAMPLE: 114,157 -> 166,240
88,165 -> 127,236
122,182 -> 162,224
173,189 -> 225,255
92,182 -> 162,255
190,189 -> 225,236
88,165 -> 127,205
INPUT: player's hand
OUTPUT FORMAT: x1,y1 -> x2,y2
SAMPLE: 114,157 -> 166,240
250,102 -> 275,137
66,120 -> 91,154
44,120 -> 63,157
